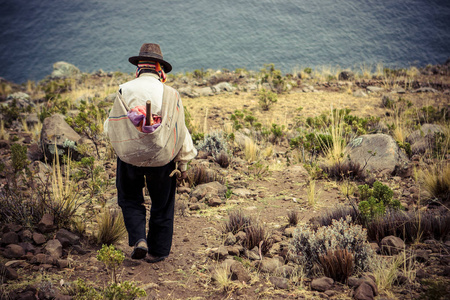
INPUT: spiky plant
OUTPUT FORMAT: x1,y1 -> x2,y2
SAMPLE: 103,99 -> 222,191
96,208 -> 127,245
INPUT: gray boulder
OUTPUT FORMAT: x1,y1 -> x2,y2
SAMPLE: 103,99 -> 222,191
191,181 -> 227,200
51,61 -> 81,79
406,124 -> 443,154
380,235 -> 405,255
346,134 -> 409,175
40,114 -> 82,161
212,82 -> 234,93
311,276 -> 334,292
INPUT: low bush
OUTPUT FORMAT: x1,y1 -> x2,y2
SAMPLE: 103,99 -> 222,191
290,216 -> 374,276
358,181 -> 402,220
223,210 -> 251,235
96,208 -> 127,245
321,160 -> 366,181
365,209 -> 450,243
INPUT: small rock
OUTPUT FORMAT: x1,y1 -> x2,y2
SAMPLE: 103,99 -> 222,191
209,246 -> 229,260
244,249 -> 261,261
235,231 -> 247,243
258,257 -> 282,273
30,253 -> 55,265
56,259 -> 69,269
311,276 -> 334,292
37,214 -> 55,233
414,249 -> 429,263
189,203 -> 201,211
227,246 -> 240,256
353,90 -> 368,98
3,244 -> 25,259
56,229 -> 80,246
283,227 -> 296,237
366,86 -> 384,93
380,236 -> 405,255
0,262 -> 19,281
269,276 -> 289,289
230,262 -> 251,283
224,232 -> 237,245
354,282 -> 374,300
19,229 -> 33,241
32,232 -> 47,245
1,231 -> 19,245
45,239 -> 63,259
208,197 -> 223,207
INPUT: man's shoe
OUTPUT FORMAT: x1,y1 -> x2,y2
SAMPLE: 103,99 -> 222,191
145,253 -> 168,263
131,239 -> 148,260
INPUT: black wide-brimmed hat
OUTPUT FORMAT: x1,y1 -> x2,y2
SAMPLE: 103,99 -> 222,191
128,43 -> 172,73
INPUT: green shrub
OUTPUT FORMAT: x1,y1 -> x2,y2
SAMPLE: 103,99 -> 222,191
11,143 -> 28,173
97,244 -> 125,284
290,216 -> 374,275
358,181 -> 402,220
103,281 -> 146,300
258,88 -> 277,111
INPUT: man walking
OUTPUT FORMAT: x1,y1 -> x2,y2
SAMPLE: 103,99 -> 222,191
107,43 -> 197,263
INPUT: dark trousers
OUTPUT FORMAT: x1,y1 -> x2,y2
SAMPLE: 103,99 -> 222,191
116,158 -> 176,257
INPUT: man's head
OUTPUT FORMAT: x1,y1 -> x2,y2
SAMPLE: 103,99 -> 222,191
129,43 -> 172,73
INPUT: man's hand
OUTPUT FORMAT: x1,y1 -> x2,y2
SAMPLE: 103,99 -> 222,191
179,171 -> 188,181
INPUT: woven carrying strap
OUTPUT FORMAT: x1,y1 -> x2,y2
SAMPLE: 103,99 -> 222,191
107,85 -> 186,167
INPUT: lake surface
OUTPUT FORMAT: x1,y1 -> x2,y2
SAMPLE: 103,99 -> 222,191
0,0 -> 449,83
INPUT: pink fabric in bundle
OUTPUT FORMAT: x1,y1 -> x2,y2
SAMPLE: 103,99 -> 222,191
127,105 -> 161,133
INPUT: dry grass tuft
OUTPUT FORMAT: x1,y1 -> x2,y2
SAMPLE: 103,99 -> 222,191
318,248 -> 354,283
420,163 -> 450,204
223,210 -> 251,234
96,208 -> 127,245
287,210 -> 299,227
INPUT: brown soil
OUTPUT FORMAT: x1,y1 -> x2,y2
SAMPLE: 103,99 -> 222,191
1,70 -> 450,300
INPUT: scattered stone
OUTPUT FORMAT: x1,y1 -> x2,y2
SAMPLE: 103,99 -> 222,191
235,231 -> 247,243
209,246 -> 229,260
191,181 -> 227,200
227,246 -> 240,256
45,239 -> 63,259
353,90 -> 368,98
380,236 -> 405,255
311,277 -> 334,292
230,262 -> 251,283
366,86 -> 384,93
258,257 -> 282,273
56,259 -> 69,269
189,203 -> 201,211
369,242 -> 380,254
19,242 -> 36,254
19,229 -> 33,241
33,232 -> 47,245
56,228 -> 80,246
208,197 -> 223,207
30,253 -> 55,265
3,244 -> 25,259
354,282 -> 375,300
269,276 -> 289,289
414,249 -> 429,263
0,262 -> 19,281
244,249 -> 261,261
413,87 -> 438,93
37,213 -> 55,233
406,124 -> 443,154
224,232 -> 236,246
232,188 -> 256,198
283,227 -> 296,238
1,231 -> 19,245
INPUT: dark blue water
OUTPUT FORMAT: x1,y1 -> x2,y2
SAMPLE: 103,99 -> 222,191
0,0 -> 449,83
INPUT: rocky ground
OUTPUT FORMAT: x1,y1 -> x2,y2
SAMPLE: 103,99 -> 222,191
0,61 -> 449,299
